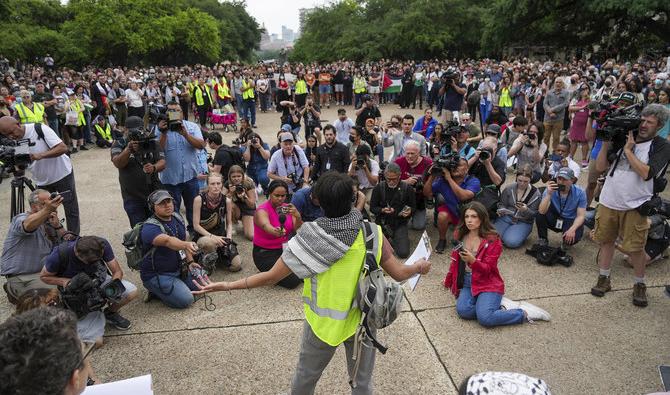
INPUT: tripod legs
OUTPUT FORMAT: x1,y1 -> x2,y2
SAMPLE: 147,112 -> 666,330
10,176 -> 35,220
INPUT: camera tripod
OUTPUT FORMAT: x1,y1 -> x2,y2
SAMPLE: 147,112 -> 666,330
10,170 -> 35,221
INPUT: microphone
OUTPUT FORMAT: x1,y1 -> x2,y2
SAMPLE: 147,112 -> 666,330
278,213 -> 287,233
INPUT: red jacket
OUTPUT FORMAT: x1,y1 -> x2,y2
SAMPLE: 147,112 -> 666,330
443,235 -> 505,298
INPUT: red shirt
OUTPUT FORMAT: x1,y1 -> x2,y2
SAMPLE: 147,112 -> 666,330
443,235 -> 505,297
394,156 -> 432,182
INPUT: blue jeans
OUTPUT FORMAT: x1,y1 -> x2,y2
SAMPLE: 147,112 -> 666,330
123,198 -> 152,227
163,178 -> 200,230
142,271 -> 196,309
248,166 -> 269,190
456,274 -> 524,328
235,94 -> 244,118
243,99 -> 256,126
494,216 -> 533,249
535,206 -> 584,245
375,143 -> 384,162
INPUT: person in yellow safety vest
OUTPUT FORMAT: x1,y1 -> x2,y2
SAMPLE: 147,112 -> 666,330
353,71 -> 368,109
294,72 -> 308,108
241,70 -> 257,128
193,80 -> 215,128
214,76 -> 231,107
14,90 -> 46,125
92,115 -> 113,148
192,172 -> 431,394
64,90 -> 87,153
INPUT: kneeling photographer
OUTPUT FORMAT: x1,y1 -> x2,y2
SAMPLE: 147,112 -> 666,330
193,173 -> 242,273
591,103 -> 670,307
111,116 -> 165,227
40,236 -> 138,341
140,190 -> 203,309
394,140 -> 432,230
423,154 -> 481,254
467,136 -> 506,218
347,144 -> 380,203
370,163 -> 415,258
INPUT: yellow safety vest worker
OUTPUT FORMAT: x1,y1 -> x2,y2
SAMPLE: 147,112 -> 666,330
94,123 -> 112,142
67,100 -> 86,127
354,77 -> 367,94
499,87 -> 512,108
215,77 -> 230,100
242,79 -> 255,100
15,102 -> 45,124
193,85 -> 214,107
302,225 -> 382,346
295,79 -> 307,95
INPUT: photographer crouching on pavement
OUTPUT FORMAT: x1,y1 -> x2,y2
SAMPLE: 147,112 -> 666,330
423,154 -> 481,253
40,235 -> 138,343
370,162 -> 415,258
2,190 -> 67,303
111,116 -> 165,227
0,116 -> 81,234
467,136 -> 506,218
591,103 -> 670,307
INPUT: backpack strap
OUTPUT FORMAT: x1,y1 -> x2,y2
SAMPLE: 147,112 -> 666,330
358,221 -> 387,355
34,123 -> 53,150
58,242 -> 70,268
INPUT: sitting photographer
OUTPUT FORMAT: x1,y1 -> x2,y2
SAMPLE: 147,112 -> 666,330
467,136 -> 506,217
370,163 -> 415,258
494,165 -> 542,248
441,123 -> 476,160
347,144 -> 380,203
268,132 -> 310,197
193,173 -> 242,272
140,190 -> 202,309
0,116 -> 81,234
291,186 -> 324,222
424,156 -> 481,253
536,167 -> 586,249
394,140 -> 432,230
507,121 -> 547,183
591,104 -> 670,307
540,139 -> 581,182
2,190 -> 66,303
226,165 -> 256,241
40,235 -> 138,336
111,116 -> 165,227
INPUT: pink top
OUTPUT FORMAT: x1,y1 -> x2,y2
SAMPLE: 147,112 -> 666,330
253,200 -> 294,250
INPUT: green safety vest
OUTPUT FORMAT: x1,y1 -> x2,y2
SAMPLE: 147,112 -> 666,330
302,225 -> 382,346
242,79 -> 255,100
499,87 -> 512,107
194,85 -> 214,107
15,102 -> 45,124
354,78 -> 367,94
94,123 -> 112,142
215,77 -> 230,99
295,79 -> 307,95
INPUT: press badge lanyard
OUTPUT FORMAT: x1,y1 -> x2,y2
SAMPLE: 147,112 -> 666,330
555,187 -> 571,229
283,149 -> 302,175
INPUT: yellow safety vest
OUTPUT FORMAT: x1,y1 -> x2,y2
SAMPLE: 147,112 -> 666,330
295,79 -> 307,95
499,87 -> 513,107
15,102 -> 45,124
194,85 -> 214,107
215,77 -> 230,100
242,79 -> 255,100
354,77 -> 367,94
68,100 -> 86,126
302,225 -> 382,346
94,123 -> 112,142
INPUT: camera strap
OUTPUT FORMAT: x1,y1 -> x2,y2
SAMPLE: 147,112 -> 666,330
34,123 -> 52,150
283,147 -> 303,176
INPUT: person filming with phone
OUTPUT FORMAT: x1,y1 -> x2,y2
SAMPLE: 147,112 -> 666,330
535,167 -> 587,249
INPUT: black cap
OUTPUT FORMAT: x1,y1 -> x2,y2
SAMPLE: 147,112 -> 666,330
126,116 -> 143,129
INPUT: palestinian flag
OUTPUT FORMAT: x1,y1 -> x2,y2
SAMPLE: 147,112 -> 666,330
383,73 -> 401,93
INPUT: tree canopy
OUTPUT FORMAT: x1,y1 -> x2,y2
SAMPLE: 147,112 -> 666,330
0,0 -> 261,66
292,0 -> 669,61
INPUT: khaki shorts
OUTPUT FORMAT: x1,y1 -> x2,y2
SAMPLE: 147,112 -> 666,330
593,205 -> 650,253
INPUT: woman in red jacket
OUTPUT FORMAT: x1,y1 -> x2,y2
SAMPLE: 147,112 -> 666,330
444,202 -> 550,327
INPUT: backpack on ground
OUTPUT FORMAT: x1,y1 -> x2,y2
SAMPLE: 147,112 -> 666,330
122,214 -> 185,270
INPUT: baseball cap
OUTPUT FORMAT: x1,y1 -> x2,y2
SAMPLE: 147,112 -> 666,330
557,167 -> 575,179
126,116 -> 143,130
280,124 -> 292,132
485,124 -> 501,135
148,190 -> 173,205
615,92 -> 636,105
279,132 -> 294,142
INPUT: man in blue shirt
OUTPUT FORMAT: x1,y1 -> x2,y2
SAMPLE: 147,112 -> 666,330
291,187 -> 324,222
536,167 -> 587,247
424,157 -> 481,253
156,101 -> 206,232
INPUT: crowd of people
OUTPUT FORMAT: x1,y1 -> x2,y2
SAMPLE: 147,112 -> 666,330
1,55 -> 670,393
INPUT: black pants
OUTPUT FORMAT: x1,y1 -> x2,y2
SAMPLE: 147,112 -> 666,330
197,105 -> 210,127
39,171 -> 80,235
180,101 -> 189,121
401,84 -> 413,108
535,206 -> 584,246
128,106 -> 144,119
391,222 -> 410,258
252,245 -> 301,289
412,86 -> 423,109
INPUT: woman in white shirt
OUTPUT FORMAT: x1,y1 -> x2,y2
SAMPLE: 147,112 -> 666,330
125,81 -> 144,118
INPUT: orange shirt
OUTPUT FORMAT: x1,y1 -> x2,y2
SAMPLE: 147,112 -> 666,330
318,73 -> 331,84
306,73 -> 316,86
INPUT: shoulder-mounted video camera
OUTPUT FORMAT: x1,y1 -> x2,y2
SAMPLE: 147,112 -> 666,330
0,137 -> 33,180
59,263 -> 126,318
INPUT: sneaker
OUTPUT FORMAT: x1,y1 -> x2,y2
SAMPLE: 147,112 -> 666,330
143,291 -> 155,303
104,310 -> 131,330
536,238 -> 549,247
500,296 -> 522,311
518,301 -> 551,322
71,147 -> 78,153
590,275 -> 611,297
632,282 -> 648,307
581,160 -> 589,169
435,239 -> 447,254
79,145 -> 89,151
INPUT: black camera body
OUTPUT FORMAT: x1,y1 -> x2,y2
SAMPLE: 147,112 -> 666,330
0,138 -> 33,177
128,128 -> 158,165
288,173 -> 304,187
59,263 -> 126,318
444,120 -> 461,139
356,155 -> 367,170
234,184 -> 245,194
479,148 -> 492,161
522,132 -> 537,147
432,152 -> 460,175
148,102 -> 182,132
591,101 -> 643,158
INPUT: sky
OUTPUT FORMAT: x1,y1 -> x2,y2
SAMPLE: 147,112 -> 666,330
244,0 -> 331,38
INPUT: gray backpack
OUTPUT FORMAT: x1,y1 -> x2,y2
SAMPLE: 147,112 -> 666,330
122,214 -> 185,270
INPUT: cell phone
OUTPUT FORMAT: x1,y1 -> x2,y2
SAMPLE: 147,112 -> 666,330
451,241 -> 464,252
659,365 -> 670,391
50,190 -> 71,199
548,153 -> 562,162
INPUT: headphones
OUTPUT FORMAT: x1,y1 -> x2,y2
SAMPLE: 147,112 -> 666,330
147,190 -> 162,213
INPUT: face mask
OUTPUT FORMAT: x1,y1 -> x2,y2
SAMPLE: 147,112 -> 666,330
655,79 -> 663,85
349,135 -> 356,143
604,81 -> 612,87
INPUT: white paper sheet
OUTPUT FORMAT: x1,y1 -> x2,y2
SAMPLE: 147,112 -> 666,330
403,231 -> 432,291
82,374 -> 153,395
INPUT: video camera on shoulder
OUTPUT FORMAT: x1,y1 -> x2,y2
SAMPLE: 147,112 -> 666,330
148,102 -> 182,132
589,94 -> 643,159
444,120 -> 461,139
431,152 -> 460,175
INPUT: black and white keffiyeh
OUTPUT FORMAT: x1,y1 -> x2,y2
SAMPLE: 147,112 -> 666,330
466,372 -> 551,395
282,210 -> 363,279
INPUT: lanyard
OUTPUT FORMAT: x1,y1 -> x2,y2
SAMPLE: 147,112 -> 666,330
283,149 -> 302,175
556,187 -> 571,217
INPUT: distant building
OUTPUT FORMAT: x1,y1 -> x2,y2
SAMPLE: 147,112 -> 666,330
299,8 -> 315,34
281,25 -> 295,43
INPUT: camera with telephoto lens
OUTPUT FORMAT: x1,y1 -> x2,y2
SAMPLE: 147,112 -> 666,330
444,120 -> 461,139
589,100 -> 643,160
479,147 -> 492,162
148,102 -> 182,132
0,137 -> 33,179
234,184 -> 245,194
522,132 -> 537,147
441,71 -> 457,85
58,263 -> 126,318
356,155 -> 366,170
288,173 -> 304,187
127,127 -> 158,165
432,152 -> 460,175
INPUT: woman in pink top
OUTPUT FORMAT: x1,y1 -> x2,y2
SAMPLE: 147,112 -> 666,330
568,85 -> 592,167
253,180 -> 303,288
